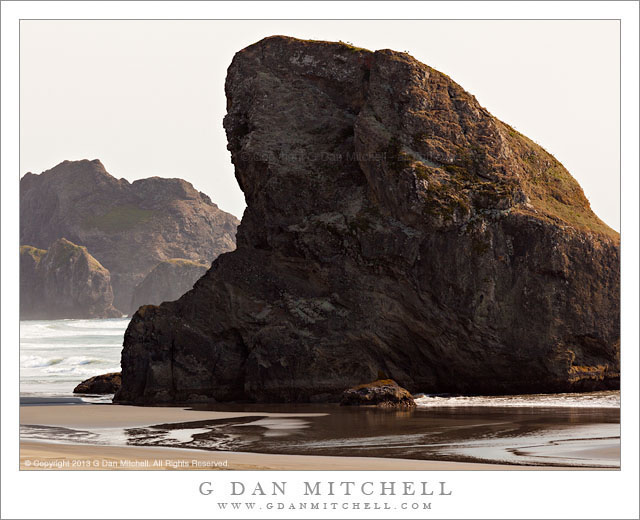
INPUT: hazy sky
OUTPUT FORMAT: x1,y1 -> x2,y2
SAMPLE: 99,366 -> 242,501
20,20 -> 620,230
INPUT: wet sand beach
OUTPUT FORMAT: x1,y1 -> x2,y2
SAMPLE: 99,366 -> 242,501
20,401 -> 620,470
20,403 -> 327,429
21,440 -> 538,471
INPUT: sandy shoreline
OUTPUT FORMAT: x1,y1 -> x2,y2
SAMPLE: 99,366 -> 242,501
21,440 -> 544,470
19,404 -> 611,470
20,403 -> 327,429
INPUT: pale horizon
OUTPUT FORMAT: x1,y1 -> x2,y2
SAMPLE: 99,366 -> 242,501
20,20 -> 620,230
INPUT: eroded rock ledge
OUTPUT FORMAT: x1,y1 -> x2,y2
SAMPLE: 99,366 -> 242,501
115,36 -> 619,405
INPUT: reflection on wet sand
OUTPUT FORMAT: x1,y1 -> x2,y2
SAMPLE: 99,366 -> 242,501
21,403 -> 620,468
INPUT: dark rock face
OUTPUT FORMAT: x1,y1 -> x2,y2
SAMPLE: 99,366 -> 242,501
130,259 -> 209,311
20,159 -> 239,314
341,379 -> 416,408
115,36 -> 619,405
73,372 -> 122,394
20,239 -> 121,319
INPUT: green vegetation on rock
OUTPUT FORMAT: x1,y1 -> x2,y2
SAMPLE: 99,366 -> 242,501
165,258 -> 209,268
82,205 -> 156,233
48,238 -> 84,265
20,245 -> 46,264
46,238 -> 108,271
384,122 -> 617,238
337,40 -> 369,52
500,122 -> 618,240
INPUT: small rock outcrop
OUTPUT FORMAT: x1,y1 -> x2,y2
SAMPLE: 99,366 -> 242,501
20,239 -> 121,319
73,372 -> 122,394
20,159 -> 239,314
115,36 -> 619,405
341,379 -> 416,408
130,258 -> 209,311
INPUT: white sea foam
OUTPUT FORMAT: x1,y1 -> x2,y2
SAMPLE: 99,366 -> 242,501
20,318 -> 129,397
20,355 -> 64,368
42,364 -> 121,376
414,391 -> 620,409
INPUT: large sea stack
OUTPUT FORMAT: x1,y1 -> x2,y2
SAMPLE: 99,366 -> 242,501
115,36 -> 619,405
20,159 -> 239,314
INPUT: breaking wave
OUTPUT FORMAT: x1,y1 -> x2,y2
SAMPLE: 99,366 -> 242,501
20,318 -> 128,397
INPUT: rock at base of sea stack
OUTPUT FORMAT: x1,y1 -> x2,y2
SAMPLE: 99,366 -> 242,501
341,379 -> 416,408
73,372 -> 122,394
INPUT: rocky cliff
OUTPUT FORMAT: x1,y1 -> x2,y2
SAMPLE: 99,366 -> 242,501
20,160 -> 239,314
130,258 -> 209,311
115,36 -> 619,405
20,238 -> 121,319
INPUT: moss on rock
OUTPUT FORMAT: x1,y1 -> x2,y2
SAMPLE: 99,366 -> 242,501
20,245 -> 46,264
82,205 -> 156,233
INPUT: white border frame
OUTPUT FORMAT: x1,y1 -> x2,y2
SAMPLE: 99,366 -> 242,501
2,2 -> 638,519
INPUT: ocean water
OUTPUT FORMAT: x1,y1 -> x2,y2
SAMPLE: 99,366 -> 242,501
20,318 -> 128,400
414,391 -> 620,409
